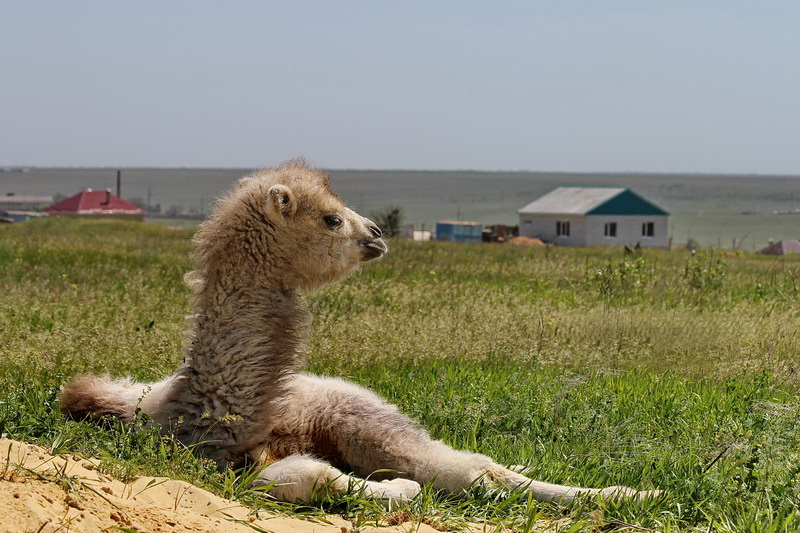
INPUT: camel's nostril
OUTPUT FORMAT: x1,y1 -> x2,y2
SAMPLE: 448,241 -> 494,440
370,224 -> 382,238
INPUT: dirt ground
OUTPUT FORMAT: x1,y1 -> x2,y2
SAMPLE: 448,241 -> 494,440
0,438 -> 459,533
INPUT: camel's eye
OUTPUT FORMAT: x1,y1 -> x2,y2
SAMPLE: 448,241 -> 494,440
323,214 -> 342,229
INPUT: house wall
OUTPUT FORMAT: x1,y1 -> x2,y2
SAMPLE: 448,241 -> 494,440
584,215 -> 668,248
519,213 -> 669,248
518,214 -> 587,246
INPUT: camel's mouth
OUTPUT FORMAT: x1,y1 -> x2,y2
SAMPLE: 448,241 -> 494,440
360,238 -> 388,261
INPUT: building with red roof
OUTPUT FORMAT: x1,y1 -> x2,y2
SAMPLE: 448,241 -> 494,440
46,189 -> 145,221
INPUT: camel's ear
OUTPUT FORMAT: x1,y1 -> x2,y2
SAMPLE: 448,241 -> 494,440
268,184 -> 297,218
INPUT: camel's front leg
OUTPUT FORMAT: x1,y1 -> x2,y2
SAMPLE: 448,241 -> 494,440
283,375 -> 659,504
488,464 -> 659,503
252,454 -> 421,508
406,440 -> 659,504
368,428 -> 659,504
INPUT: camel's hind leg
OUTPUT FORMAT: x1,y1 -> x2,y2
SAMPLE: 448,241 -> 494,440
253,454 -> 421,508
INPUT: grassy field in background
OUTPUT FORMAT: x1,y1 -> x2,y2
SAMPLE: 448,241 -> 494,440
3,167 -> 800,249
1,218 -> 799,531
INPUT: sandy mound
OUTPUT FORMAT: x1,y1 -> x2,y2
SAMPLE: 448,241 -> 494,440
0,439 -> 453,533
508,237 -> 545,246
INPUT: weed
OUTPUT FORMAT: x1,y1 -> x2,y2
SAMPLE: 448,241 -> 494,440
586,256 -> 651,302
683,249 -> 726,293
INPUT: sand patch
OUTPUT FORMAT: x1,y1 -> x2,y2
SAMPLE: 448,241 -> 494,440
0,439 -> 454,533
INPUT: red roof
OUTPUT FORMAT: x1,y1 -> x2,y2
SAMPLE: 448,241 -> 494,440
46,189 -> 145,215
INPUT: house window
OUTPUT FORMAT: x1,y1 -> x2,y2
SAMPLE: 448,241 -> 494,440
556,220 -> 570,237
604,222 -> 617,237
642,222 -> 655,237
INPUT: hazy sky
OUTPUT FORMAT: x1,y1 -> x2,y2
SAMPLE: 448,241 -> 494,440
2,1 -> 799,174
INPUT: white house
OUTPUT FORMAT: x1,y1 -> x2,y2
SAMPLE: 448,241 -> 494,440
518,187 -> 669,248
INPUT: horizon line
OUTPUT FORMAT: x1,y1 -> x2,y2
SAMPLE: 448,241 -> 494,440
2,165 -> 800,179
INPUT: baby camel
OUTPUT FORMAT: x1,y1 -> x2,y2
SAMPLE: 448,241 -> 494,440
61,161 -> 656,506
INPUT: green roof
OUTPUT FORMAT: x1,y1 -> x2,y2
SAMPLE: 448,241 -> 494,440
587,189 -> 669,215
518,187 -> 669,216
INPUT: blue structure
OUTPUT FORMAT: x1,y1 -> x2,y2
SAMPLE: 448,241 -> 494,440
436,221 -> 483,243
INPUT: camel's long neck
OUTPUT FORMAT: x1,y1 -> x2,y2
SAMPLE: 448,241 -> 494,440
190,285 -> 309,364
181,281 -> 310,439
188,282 -> 310,374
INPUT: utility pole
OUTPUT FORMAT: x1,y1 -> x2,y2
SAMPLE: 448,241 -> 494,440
116,170 -> 121,198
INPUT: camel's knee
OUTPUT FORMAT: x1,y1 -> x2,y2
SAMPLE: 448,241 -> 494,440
254,455 -> 348,503
253,455 -> 421,507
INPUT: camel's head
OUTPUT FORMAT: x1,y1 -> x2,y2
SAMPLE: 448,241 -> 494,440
193,160 -> 387,293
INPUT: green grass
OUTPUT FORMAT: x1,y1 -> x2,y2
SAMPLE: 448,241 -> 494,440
1,218 -> 799,531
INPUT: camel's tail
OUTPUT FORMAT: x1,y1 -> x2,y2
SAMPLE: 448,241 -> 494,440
59,375 -> 157,425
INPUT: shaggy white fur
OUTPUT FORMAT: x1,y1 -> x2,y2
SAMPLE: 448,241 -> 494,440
60,160 -> 658,507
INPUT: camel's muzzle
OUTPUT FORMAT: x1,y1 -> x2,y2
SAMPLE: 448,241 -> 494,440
360,238 -> 388,261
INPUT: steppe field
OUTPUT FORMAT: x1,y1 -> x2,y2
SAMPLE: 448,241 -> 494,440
1,217 -> 799,531
3,167 -> 800,249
